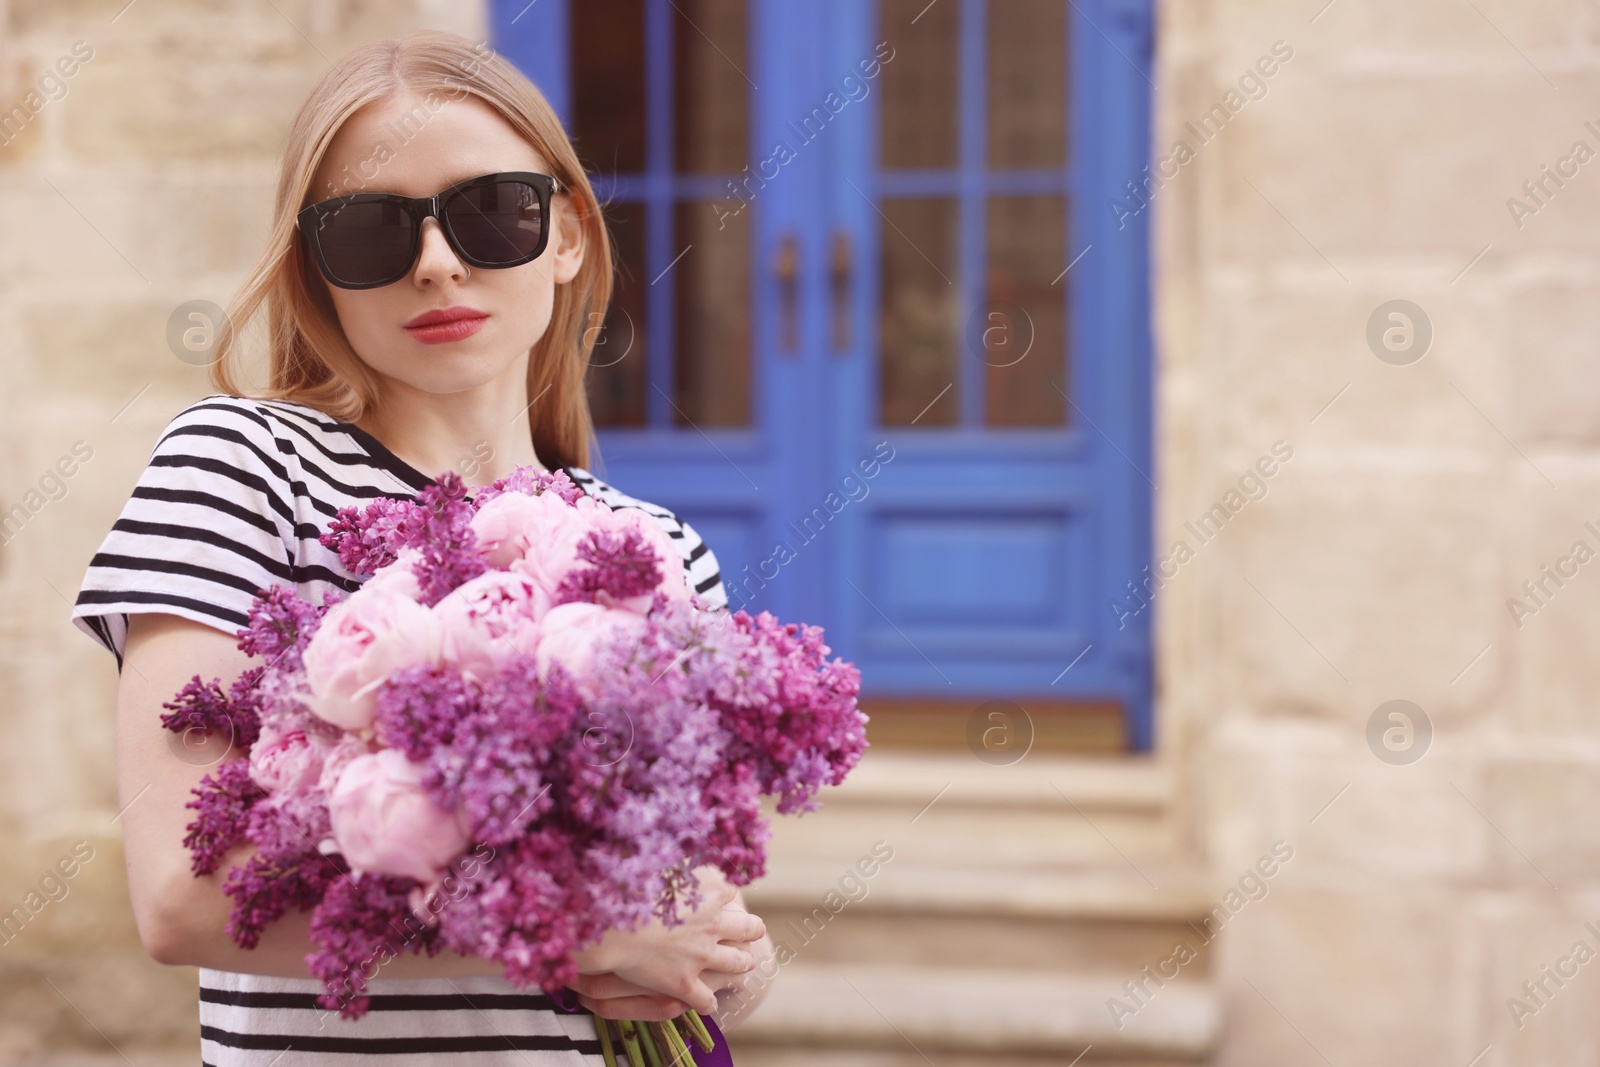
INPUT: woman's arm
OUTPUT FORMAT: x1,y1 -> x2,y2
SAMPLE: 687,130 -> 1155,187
118,612 -> 502,980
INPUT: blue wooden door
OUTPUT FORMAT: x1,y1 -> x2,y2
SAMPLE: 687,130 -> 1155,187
494,0 -> 1154,749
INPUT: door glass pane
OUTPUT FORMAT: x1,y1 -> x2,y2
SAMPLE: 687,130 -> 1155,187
985,195 -> 1067,427
673,0 -> 749,173
878,0 -> 958,170
587,203 -> 648,427
987,0 -> 1067,169
879,197 -> 959,427
570,0 -> 646,175
673,201 -> 751,427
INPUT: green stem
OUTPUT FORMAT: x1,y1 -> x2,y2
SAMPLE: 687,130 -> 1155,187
635,1017 -> 664,1067
595,1017 -> 619,1067
682,1010 -> 716,1053
659,1019 -> 693,1066
617,1019 -> 647,1067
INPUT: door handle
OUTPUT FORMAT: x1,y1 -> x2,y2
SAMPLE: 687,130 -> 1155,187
830,229 -> 853,353
773,232 -> 799,355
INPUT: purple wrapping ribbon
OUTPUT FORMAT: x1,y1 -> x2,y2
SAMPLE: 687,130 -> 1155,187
552,987 -> 735,1066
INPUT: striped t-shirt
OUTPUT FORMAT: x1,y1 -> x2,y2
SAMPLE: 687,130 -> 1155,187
71,393 -> 728,1066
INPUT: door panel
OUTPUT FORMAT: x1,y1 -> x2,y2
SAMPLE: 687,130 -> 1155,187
494,0 -> 1154,749
821,0 -> 1152,748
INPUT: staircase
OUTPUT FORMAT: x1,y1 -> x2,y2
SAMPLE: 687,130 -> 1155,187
725,752 -> 1222,1066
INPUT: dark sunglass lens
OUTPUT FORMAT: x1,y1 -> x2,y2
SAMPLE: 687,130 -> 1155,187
315,199 -> 414,285
444,180 -> 545,265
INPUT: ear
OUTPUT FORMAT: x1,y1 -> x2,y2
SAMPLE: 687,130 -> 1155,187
546,193 -> 587,285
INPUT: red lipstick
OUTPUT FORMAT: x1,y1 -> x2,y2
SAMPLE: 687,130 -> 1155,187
404,306 -> 489,344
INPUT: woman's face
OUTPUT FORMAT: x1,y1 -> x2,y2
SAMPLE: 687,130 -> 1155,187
307,92 -> 584,399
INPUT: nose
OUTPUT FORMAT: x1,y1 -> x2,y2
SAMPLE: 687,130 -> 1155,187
412,216 -> 470,287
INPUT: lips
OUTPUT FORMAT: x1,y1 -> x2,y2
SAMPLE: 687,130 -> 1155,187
405,306 -> 488,329
404,306 -> 490,345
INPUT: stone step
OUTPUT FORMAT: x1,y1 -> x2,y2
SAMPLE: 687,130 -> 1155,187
732,754 -> 1219,1064
743,862 -> 1217,976
765,752 -> 1185,872
722,961 -> 1221,1064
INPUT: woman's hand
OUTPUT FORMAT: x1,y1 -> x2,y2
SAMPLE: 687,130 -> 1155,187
569,866 -> 766,1021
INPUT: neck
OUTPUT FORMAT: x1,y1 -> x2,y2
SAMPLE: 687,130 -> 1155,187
356,372 -> 548,489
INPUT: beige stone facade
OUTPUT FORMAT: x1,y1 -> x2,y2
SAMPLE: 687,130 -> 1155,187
3,0 -> 1597,1063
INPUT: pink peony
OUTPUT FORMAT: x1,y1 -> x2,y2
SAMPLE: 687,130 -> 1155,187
533,602 -> 649,694
491,492 -> 613,600
471,490 -> 598,571
469,492 -> 545,568
316,732 -> 374,796
327,748 -> 472,882
248,721 -> 326,797
361,547 -> 424,600
433,569 -> 549,682
302,585 -> 441,732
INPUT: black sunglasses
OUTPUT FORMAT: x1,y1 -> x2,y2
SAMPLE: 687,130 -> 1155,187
296,170 -> 562,290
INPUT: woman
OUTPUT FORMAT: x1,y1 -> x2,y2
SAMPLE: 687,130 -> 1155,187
72,29 -> 773,1066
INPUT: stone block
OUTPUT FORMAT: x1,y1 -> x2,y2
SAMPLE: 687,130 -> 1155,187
1507,281 -> 1600,445
19,297 -> 221,410
9,0 -> 214,34
1210,68 -> 1600,263
1500,474 -> 1600,733
1206,280 -> 1504,452
1218,467 -> 1502,722
1203,0 -> 1593,58
1216,884 -> 1468,1066
1480,760 -> 1600,889
1285,752 -> 1484,883
60,53 -> 313,164
1470,890 -> 1600,1067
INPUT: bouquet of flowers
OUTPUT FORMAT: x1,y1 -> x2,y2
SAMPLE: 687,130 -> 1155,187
160,465 -> 867,1066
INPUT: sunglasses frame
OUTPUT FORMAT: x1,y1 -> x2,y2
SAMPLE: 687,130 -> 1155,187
296,170 -> 563,290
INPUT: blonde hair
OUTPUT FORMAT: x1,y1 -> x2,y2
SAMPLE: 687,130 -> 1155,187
210,29 -> 609,471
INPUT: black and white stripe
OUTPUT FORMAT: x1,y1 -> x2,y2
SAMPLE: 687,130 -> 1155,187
70,393 -> 727,1064
195,973 -> 603,1066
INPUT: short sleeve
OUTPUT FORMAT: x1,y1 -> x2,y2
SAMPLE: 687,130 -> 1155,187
72,396 -> 296,668
558,465 -> 729,615
673,515 -> 729,614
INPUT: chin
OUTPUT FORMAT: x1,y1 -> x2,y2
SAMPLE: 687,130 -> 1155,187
368,350 -> 525,395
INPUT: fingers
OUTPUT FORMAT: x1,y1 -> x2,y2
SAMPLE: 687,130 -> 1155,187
699,966 -> 749,995
678,977 -> 720,1016
575,992 -> 695,1023
568,972 -> 656,1000
715,908 -> 766,943
701,943 -> 757,976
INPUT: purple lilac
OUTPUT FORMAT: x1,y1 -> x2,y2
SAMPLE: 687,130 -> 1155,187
222,843 -> 341,951
181,758 -> 267,876
307,871 -> 438,1017
236,585 -> 333,672
474,465 -> 585,507
160,668 -> 264,756
321,496 -> 424,577
405,474 -> 490,605
554,527 -> 663,605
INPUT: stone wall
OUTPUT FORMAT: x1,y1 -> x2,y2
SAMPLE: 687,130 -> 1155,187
1156,1 -> 1600,1063
0,2 -> 485,1060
